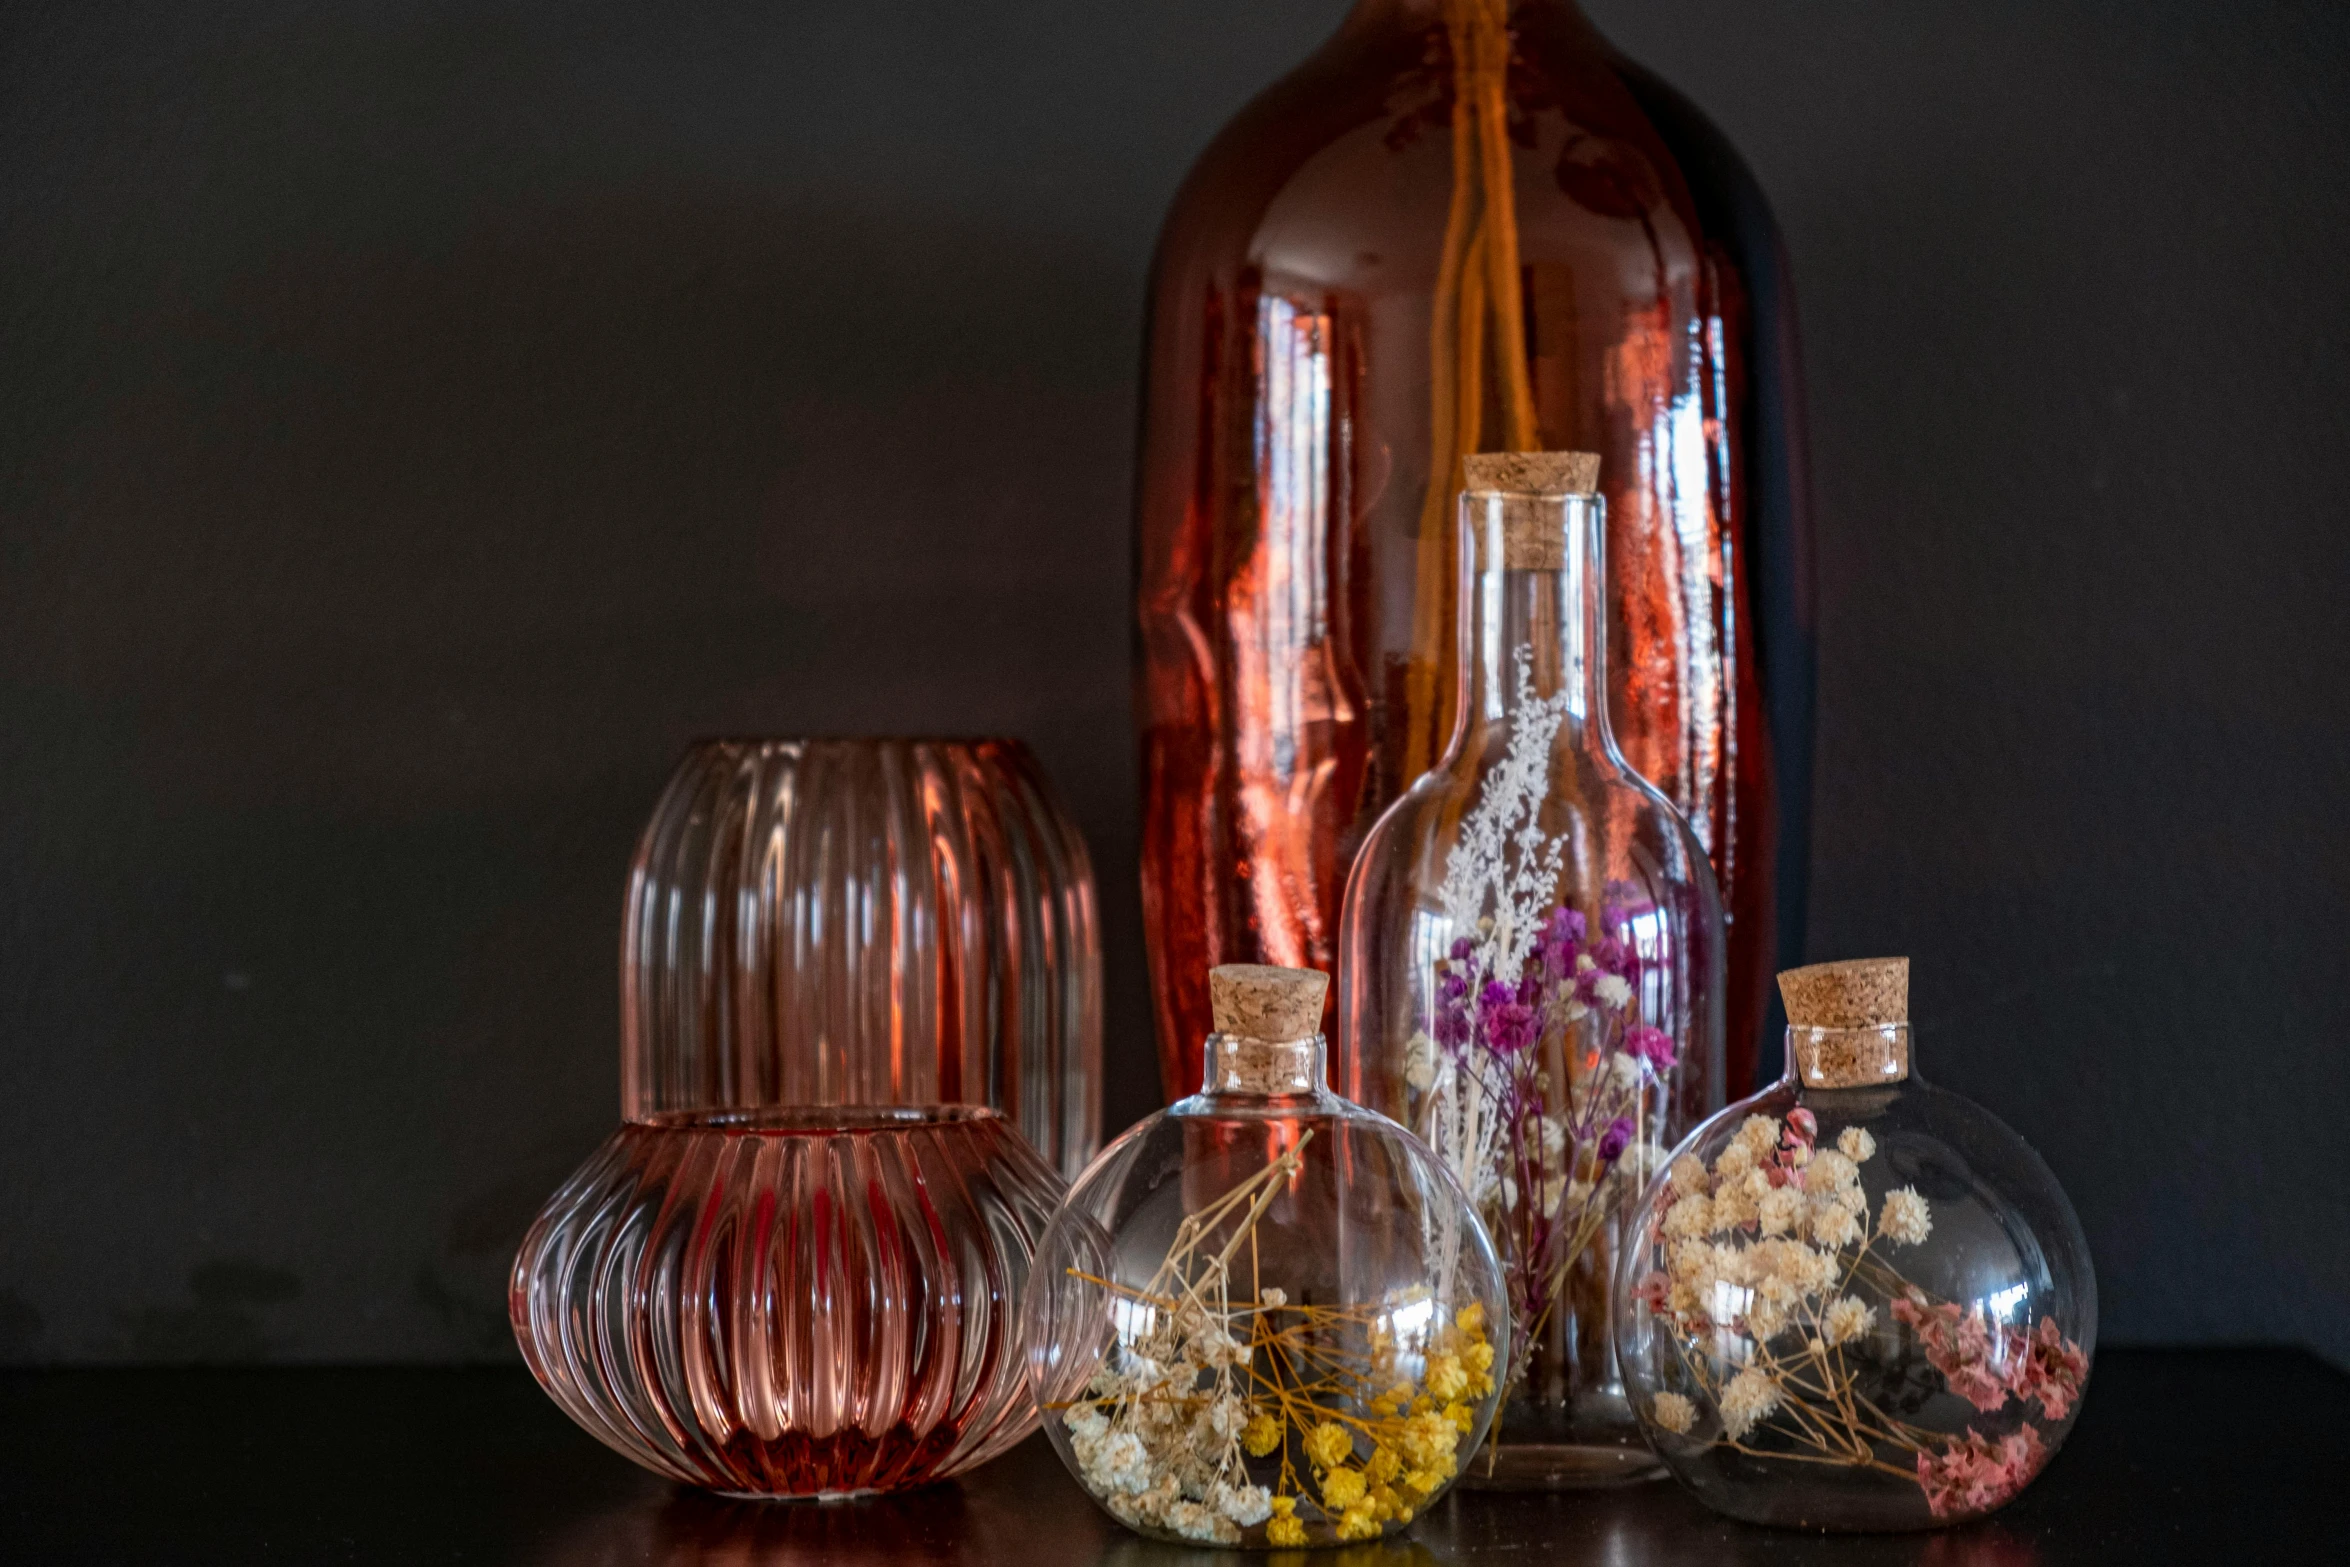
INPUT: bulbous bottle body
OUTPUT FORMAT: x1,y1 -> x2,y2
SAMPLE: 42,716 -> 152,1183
1136,0 -> 1812,1107
511,1107 -> 1061,1498
1336,487 -> 1725,1485
1613,1021 -> 2096,1529
1025,1012 -> 1510,1547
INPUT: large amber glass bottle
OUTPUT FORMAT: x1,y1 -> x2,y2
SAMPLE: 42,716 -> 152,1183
1136,0 -> 1811,1102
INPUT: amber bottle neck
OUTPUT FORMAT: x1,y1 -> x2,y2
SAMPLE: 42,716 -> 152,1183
1343,0 -> 1586,27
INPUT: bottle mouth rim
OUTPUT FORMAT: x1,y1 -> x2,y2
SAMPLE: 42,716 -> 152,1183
628,1105 -> 1004,1135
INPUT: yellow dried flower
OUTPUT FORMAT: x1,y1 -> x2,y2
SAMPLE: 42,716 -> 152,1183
1336,1504 -> 1381,1542
1402,1454 -> 1455,1492
1266,1514 -> 1307,1547
1304,1420 -> 1353,1469
1241,1409 -> 1282,1457
1424,1352 -> 1468,1402
1268,1496 -> 1296,1517
1457,1301 -> 1486,1338
1443,1400 -> 1474,1434
1364,1446 -> 1401,1485
1321,1466 -> 1367,1509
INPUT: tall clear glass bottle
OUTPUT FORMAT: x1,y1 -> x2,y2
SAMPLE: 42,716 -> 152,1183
1136,0 -> 1812,1110
1336,456 -> 1724,1487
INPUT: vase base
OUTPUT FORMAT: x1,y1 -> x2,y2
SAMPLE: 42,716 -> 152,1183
1456,1441 -> 1666,1491
711,1487 -> 882,1504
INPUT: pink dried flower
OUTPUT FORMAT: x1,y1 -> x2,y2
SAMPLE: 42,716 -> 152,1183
2007,1317 -> 2088,1421
1786,1108 -> 1818,1147
1892,1298 -> 2009,1413
1915,1425 -> 2046,1520
1628,1025 -> 1677,1071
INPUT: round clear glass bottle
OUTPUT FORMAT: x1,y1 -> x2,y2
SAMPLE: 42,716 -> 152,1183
1336,455 -> 1725,1488
1614,959 -> 2096,1529
1025,966 -> 1510,1547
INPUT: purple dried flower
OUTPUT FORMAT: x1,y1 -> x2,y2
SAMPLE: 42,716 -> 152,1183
1630,1025 -> 1677,1071
1449,936 -> 1477,962
1598,1117 -> 1635,1164
1480,980 -> 1539,1055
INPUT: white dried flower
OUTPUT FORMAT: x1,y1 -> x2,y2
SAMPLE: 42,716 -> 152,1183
1608,1050 -> 1643,1090
1651,1391 -> 1697,1435
1715,1140 -> 1756,1179
1838,1126 -> 1877,1163
1746,1296 -> 1788,1343
1720,1367 -> 1781,1439
1064,1403 -> 1109,1443
1538,1115 -> 1568,1161
1437,648 -> 1574,986
1089,1431 -> 1150,1494
1670,1152 -> 1711,1199
1668,1237 -> 1716,1286
1808,1200 -> 1861,1249
1759,1186 -> 1804,1236
1736,1115 -> 1781,1156
1593,973 -> 1633,1010
1878,1186 -> 1932,1247
1403,1030 -> 1438,1091
1662,1192 -> 1713,1238
1259,1287 -> 1286,1308
1165,1499 -> 1237,1545
1211,1480 -> 1272,1527
1824,1295 -> 1876,1345
1712,1176 -> 1759,1230
1808,1148 -> 1859,1190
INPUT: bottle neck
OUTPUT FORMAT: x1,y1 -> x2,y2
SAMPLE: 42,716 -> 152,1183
1451,490 -> 1614,756
1202,1032 -> 1327,1098
1343,0 -> 1584,28
1785,1024 -> 1912,1089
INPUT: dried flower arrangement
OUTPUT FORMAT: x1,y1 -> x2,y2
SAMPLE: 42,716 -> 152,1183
1408,649 -> 1676,1393
1055,1131 -> 1500,1546
1630,1110 -> 2089,1519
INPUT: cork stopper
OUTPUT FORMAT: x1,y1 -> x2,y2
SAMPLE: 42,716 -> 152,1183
1461,450 -> 1601,570
1778,958 -> 1910,1027
1778,958 -> 1911,1088
1209,964 -> 1329,1043
1461,451 -> 1601,495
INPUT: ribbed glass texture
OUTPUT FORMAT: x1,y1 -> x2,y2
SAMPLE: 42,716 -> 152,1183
622,738 -> 1101,1178
512,1107 -> 1063,1498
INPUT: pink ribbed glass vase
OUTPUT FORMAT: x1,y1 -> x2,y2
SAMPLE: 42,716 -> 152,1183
513,1107 -> 1060,1497
511,738 -> 1097,1498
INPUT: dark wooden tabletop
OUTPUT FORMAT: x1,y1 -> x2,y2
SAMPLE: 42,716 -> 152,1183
1,1350 -> 2337,1564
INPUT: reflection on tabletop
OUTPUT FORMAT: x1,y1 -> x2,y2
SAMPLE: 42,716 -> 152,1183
523,1433 -> 2046,1567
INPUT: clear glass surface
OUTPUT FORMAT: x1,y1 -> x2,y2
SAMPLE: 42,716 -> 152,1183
1024,1034 -> 1510,1547
511,1107 -> 1061,1499
623,738 -> 1101,1178
1137,0 -> 1811,1107
1336,492 -> 1725,1486
1613,1029 -> 2097,1529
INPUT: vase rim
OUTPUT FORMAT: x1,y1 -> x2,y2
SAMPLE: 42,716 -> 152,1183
630,1105 -> 1009,1134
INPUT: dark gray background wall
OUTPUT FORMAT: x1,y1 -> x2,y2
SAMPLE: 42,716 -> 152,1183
3,1 -> 2344,1367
